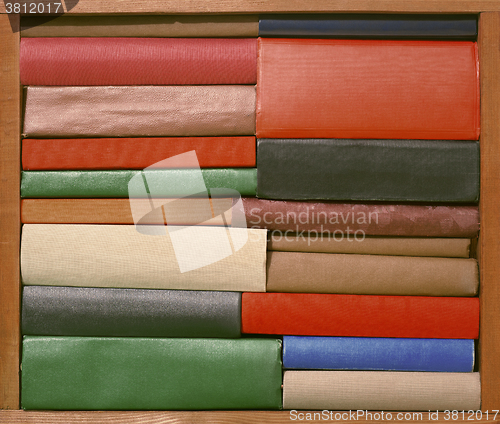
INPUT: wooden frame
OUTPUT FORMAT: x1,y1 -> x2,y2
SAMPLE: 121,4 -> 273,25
1,2 -> 500,422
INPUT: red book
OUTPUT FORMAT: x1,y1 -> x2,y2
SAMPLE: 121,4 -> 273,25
256,39 -> 479,140
20,38 -> 257,85
22,137 -> 256,170
241,293 -> 479,339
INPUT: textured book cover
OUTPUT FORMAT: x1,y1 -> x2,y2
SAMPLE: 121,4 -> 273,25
21,15 -> 259,37
21,169 -> 257,198
23,86 -> 256,137
241,293 -> 479,338
266,252 -> 478,296
22,137 -> 256,170
21,38 -> 257,85
242,198 -> 480,238
22,286 -> 242,338
283,336 -> 474,372
259,14 -> 477,38
268,235 -> 471,258
257,139 -> 479,202
256,39 -> 479,140
21,337 -> 282,410
283,371 -> 480,411
21,225 -> 267,292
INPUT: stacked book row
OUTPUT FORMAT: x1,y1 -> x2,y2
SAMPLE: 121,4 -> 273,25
20,14 -> 481,411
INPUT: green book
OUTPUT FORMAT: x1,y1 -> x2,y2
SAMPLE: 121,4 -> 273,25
21,168 -> 257,198
21,336 -> 282,410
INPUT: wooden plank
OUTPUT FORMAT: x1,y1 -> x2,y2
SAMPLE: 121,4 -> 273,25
479,11 -> 500,411
0,13 -> 20,411
1,0 -> 500,14
0,411 -> 498,424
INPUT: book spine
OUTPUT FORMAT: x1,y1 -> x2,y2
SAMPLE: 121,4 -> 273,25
21,225 -> 268,292
21,336 -> 283,410
21,169 -> 257,198
283,336 -> 475,372
23,85 -> 256,137
266,252 -> 478,296
22,286 -> 242,338
21,38 -> 257,85
256,139 -> 479,202
242,198 -> 480,238
283,371 -> 480,411
241,292 -> 479,339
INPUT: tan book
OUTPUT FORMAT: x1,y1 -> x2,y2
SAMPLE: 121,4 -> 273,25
21,224 -> 267,292
23,86 -> 256,137
268,234 -> 471,258
266,251 -> 478,296
283,371 -> 481,411
20,15 -> 259,37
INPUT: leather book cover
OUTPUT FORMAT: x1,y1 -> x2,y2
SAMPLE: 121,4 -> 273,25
242,198 -> 480,237
23,86 -> 256,137
21,38 -> 257,85
22,286 -> 241,338
21,336 -> 282,410
256,39 -> 479,140
259,14 -> 477,39
241,293 -> 479,339
21,225 -> 267,292
257,139 -> 479,202
22,137 -> 256,170
268,235 -> 471,258
283,371 -> 480,411
266,252 -> 478,296
21,198 -> 234,225
21,169 -> 257,198
283,336 -> 474,372
21,15 -> 259,37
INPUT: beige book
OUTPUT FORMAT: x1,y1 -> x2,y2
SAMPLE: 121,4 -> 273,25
283,371 -> 481,411
23,86 -> 256,138
266,251 -> 478,296
268,234 -> 471,258
21,15 -> 259,37
21,224 -> 267,292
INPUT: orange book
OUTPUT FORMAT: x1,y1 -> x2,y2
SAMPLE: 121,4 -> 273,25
256,39 -> 479,140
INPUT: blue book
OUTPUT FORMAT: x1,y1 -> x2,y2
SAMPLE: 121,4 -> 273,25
259,14 -> 477,39
283,336 -> 474,372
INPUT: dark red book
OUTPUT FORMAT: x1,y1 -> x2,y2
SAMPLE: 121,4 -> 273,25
256,39 -> 479,140
242,198 -> 479,238
20,38 -> 257,85
241,293 -> 479,339
22,137 -> 256,170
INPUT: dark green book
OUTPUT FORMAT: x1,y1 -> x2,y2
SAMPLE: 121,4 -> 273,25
21,336 -> 282,410
21,168 -> 257,198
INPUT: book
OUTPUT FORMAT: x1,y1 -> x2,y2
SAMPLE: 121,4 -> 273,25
20,15 -> 259,37
268,235 -> 471,258
241,293 -> 479,338
22,286 -> 242,338
20,169 -> 257,198
242,198 -> 480,238
259,14 -> 477,39
21,225 -> 267,292
256,39 -> 479,140
21,198 -> 234,225
257,139 -> 479,202
21,38 -> 257,85
23,85 -> 256,137
266,252 -> 478,296
21,336 -> 282,410
283,371 -> 480,411
282,336 -> 474,372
